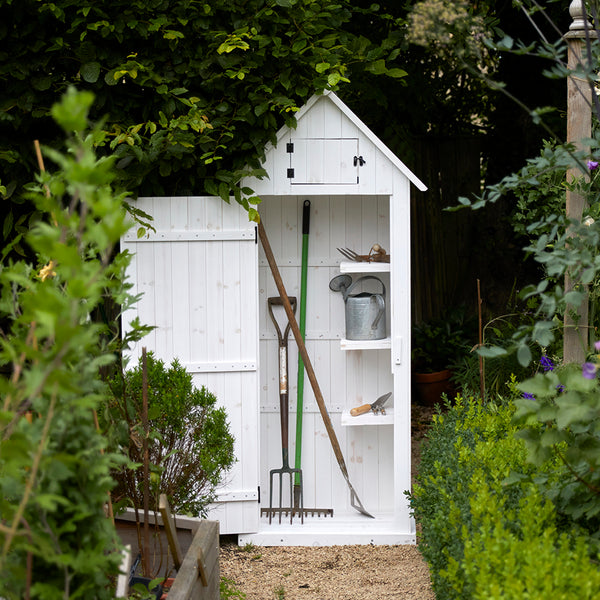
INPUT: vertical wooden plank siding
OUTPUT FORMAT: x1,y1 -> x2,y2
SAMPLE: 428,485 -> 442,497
122,196 -> 260,534
258,195 -> 396,517
391,173 -> 414,531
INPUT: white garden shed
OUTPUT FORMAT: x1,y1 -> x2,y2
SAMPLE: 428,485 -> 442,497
122,91 -> 426,546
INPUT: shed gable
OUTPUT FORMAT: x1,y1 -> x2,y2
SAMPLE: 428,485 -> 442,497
247,92 -> 426,197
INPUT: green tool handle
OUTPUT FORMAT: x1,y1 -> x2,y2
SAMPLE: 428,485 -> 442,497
294,200 -> 310,483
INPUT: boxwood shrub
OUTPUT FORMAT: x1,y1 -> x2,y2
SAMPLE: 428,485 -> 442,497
410,395 -> 600,599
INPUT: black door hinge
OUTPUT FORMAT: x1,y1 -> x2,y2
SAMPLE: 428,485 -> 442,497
287,168 -> 295,179
286,142 -> 294,153
258,485 -> 261,503
255,225 -> 258,244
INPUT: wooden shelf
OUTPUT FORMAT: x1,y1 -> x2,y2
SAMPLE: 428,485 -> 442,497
341,407 -> 394,426
339,260 -> 390,273
340,337 -> 391,351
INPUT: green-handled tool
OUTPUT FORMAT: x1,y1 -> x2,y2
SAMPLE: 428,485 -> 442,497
293,199 -> 310,509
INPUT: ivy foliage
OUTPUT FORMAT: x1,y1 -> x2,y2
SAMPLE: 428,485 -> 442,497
0,0 -> 408,213
0,88 -> 138,599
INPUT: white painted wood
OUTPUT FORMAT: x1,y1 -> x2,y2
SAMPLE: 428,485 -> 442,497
238,515 -> 416,547
341,408 -> 394,426
340,261 -> 390,273
115,545 -> 132,597
390,171 -> 414,533
247,92 -> 426,197
123,231 -> 255,242
340,338 -> 391,350
291,138 -> 358,185
122,196 -> 260,535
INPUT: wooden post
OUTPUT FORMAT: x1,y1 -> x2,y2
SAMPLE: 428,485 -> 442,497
159,494 -> 184,570
564,0 -> 592,364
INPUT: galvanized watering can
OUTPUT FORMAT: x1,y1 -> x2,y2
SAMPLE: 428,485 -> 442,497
329,274 -> 386,340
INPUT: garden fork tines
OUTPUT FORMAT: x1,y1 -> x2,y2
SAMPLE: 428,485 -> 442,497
337,247 -> 364,262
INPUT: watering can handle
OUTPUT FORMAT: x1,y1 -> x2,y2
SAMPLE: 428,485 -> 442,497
370,294 -> 385,330
344,275 -> 386,300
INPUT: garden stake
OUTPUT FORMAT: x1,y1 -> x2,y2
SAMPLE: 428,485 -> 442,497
294,200 -> 310,510
258,218 -> 372,519
477,279 -> 485,401
141,348 -> 150,576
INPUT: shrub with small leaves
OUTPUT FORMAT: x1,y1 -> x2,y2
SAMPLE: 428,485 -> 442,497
106,352 -> 235,516
411,395 -> 600,599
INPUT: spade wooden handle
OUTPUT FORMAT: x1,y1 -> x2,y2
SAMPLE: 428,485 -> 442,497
350,404 -> 371,417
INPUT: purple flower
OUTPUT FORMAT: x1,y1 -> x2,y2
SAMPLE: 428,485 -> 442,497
582,362 -> 597,380
540,355 -> 554,372
556,384 -> 565,393
595,340 -> 600,352
589,160 -> 599,171
522,392 -> 536,400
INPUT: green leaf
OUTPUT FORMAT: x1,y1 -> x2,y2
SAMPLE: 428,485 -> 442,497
218,182 -> 229,202
563,289 -> 584,306
164,30 -> 185,40
366,59 -> 386,75
50,86 -> 94,132
316,62 -> 330,73
532,321 -> 554,347
555,395 -> 594,428
518,372 -> 559,398
563,369 -> 598,393
386,68 -> 407,78
80,62 -> 101,83
327,72 -> 341,87
477,345 -> 507,358
517,344 -> 532,367
3,210 -> 13,238
32,76 -> 52,91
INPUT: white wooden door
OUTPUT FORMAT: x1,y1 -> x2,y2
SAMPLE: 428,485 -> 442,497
121,196 -> 260,534
289,138 -> 359,184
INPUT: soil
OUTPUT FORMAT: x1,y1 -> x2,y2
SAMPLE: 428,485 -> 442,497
219,403 -> 437,600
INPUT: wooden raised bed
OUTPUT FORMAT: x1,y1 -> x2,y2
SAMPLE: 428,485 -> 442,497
167,520 -> 219,600
115,496 -> 219,599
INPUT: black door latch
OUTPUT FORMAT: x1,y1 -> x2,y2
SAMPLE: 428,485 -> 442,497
353,155 -> 366,167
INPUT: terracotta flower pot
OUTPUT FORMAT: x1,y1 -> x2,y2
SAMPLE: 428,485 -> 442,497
414,369 -> 454,407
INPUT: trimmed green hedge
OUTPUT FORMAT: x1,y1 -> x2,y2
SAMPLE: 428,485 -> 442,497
410,396 -> 600,599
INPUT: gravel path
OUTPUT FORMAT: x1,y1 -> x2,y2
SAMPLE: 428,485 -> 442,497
219,405 -> 436,600
220,542 -> 434,599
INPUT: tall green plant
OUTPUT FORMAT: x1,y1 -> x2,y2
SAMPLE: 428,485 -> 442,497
0,87 -> 140,598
